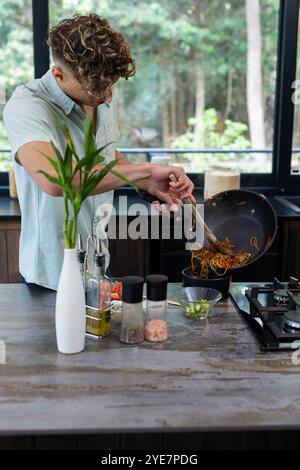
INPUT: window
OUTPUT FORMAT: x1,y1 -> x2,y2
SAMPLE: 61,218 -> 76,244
292,6 -> 300,175
49,0 -> 279,174
0,0 -> 34,171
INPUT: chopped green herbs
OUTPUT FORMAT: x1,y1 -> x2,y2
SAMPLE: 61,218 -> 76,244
185,299 -> 209,319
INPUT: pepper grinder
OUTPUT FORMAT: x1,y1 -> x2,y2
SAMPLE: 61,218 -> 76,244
120,276 -> 144,345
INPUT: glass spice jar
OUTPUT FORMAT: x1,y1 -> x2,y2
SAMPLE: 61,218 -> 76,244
120,276 -> 144,345
145,274 -> 168,342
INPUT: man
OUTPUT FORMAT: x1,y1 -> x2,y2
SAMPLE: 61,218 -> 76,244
3,13 -> 194,290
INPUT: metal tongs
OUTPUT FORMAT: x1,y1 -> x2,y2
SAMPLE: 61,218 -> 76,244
169,173 -> 234,256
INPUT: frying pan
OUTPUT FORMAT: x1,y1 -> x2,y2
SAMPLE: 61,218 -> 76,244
202,189 -> 277,271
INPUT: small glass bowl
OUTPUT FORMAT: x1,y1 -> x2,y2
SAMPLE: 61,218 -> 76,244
174,286 -> 222,320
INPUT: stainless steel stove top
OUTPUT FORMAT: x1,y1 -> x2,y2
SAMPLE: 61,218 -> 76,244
230,278 -> 300,351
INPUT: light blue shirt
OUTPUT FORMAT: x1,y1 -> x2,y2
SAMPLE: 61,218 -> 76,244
3,69 -> 119,290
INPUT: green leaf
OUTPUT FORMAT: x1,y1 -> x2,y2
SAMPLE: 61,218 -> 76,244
85,168 -> 98,181
49,140 -> 63,163
73,155 -> 91,174
84,117 -> 96,159
64,144 -> 73,180
92,141 -> 114,157
110,169 -> 140,193
81,159 -> 118,200
68,218 -> 74,245
93,155 -> 105,164
72,142 -> 114,176
64,186 -> 76,200
92,141 -> 114,163
51,111 -> 65,133
73,195 -> 82,214
38,170 -> 63,187
38,151 -> 61,178
50,141 -> 66,184
38,147 -> 65,184
61,123 -> 79,161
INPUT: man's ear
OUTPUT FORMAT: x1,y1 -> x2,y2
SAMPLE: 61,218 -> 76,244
52,64 -> 65,82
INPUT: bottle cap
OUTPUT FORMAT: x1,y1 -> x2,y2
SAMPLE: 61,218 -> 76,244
146,274 -> 168,301
122,276 -> 144,303
76,250 -> 86,264
94,252 -> 105,268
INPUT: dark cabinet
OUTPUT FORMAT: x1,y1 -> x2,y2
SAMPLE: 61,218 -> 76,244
0,216 -> 149,283
108,215 -> 149,277
280,220 -> 300,280
0,213 -> 299,285
0,221 -> 21,283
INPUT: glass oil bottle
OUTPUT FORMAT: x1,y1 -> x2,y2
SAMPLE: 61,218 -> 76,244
76,234 -> 86,287
85,239 -> 112,340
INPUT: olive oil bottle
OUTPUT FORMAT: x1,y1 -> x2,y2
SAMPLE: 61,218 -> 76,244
85,243 -> 111,340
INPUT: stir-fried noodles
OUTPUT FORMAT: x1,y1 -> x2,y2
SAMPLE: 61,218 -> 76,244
250,236 -> 260,251
191,238 -> 252,279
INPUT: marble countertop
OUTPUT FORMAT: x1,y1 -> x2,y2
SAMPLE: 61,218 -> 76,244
0,282 -> 300,435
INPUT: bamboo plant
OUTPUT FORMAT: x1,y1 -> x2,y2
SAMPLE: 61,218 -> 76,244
39,115 -> 137,249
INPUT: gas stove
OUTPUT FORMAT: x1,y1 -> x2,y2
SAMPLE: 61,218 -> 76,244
230,277 -> 300,351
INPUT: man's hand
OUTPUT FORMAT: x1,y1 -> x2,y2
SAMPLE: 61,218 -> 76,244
137,164 -> 195,211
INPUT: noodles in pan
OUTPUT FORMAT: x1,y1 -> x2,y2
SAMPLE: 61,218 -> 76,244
250,236 -> 260,251
191,238 -> 252,279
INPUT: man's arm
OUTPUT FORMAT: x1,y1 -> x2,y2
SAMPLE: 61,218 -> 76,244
17,141 -> 152,195
115,149 -> 131,164
17,141 -> 195,205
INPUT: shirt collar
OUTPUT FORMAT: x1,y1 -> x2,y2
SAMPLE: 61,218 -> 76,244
41,69 -> 76,115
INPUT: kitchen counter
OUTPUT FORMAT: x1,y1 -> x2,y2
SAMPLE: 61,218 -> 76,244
1,282 -> 300,440
267,195 -> 300,219
0,197 -> 20,220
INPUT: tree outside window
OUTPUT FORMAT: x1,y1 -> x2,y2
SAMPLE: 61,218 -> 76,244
0,0 -> 34,170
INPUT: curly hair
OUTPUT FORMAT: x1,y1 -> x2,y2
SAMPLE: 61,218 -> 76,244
48,13 -> 136,100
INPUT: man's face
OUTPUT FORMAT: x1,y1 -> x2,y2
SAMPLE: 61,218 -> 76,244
52,63 -> 118,107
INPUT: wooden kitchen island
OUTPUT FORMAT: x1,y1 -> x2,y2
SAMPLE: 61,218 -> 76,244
1,283 -> 300,450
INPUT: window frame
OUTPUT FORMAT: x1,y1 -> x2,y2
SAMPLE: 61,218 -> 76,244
32,0 -> 50,79
273,0 -> 300,194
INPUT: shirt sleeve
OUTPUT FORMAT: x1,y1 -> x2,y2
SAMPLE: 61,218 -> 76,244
3,96 -> 55,160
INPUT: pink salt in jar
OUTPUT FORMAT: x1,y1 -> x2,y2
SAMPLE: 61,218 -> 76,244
145,275 -> 168,343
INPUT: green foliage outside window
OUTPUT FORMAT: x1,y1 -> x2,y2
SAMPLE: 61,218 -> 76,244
0,0 -> 279,173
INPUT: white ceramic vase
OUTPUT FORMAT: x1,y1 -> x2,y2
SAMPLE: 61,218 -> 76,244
55,248 -> 86,354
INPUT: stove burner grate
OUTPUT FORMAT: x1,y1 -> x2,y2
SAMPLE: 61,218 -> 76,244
230,277 -> 300,350
284,310 -> 300,330
273,289 -> 289,305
